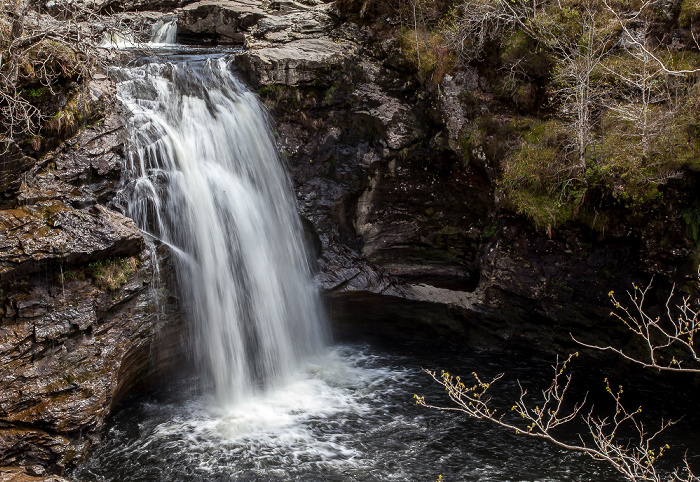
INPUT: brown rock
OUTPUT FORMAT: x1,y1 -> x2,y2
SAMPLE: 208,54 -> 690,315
0,203 -> 143,283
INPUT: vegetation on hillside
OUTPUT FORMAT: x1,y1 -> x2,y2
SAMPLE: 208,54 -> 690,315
360,0 -> 700,233
0,0 -> 130,152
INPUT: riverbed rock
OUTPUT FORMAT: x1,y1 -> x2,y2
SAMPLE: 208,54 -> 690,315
178,0 -> 267,43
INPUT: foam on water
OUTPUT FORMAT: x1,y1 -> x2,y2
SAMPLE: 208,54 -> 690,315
74,347 -> 417,480
150,18 -> 177,45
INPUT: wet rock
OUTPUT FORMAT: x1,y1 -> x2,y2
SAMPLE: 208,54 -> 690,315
0,436 -> 73,480
0,32 -> 189,478
0,203 -> 143,283
438,70 -> 480,152
17,112 -> 125,209
0,466 -> 69,481
0,143 -> 35,204
0,245 -> 184,475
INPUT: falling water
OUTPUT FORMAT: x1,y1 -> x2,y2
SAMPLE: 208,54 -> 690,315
115,56 -> 328,405
150,18 -> 177,44
100,18 -> 177,48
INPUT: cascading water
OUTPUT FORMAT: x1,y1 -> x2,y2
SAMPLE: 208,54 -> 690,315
100,17 -> 177,48
115,56 -> 328,405
150,18 -> 177,44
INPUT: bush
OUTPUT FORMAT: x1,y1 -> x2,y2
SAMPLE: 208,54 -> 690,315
398,26 -> 456,86
61,257 -> 140,291
679,0 -> 700,28
500,119 -> 583,230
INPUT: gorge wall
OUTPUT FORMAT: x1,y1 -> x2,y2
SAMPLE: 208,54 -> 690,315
1,0 -> 699,478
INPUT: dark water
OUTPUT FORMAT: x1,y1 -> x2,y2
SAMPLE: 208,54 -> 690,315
70,341 -> 700,481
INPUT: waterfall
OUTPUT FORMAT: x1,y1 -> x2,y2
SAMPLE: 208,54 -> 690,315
150,18 -> 177,44
115,56 -> 328,405
100,18 -> 177,48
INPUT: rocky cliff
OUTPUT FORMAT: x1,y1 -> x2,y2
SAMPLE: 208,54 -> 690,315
225,0 -> 700,354
0,78 -> 184,478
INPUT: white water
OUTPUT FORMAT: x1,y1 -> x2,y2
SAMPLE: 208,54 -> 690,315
100,17 -> 177,49
150,18 -> 177,45
116,56 -> 328,405
133,348 -> 404,476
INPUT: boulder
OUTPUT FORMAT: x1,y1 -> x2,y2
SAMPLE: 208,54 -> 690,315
236,37 -> 354,86
178,0 -> 266,43
251,4 -> 338,43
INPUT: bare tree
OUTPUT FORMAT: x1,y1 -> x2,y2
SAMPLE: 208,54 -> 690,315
549,3 -> 611,171
416,354 -> 698,481
445,0 -> 541,62
599,1 -> 698,182
574,273 -> 700,374
0,0 -> 137,145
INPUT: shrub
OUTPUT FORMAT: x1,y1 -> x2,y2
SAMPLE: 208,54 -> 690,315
90,257 -> 140,291
499,119 -> 583,230
679,0 -> 700,28
398,26 -> 456,86
60,257 -> 140,291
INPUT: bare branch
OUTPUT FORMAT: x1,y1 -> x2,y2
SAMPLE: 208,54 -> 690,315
417,354 -> 693,481
573,270 -> 700,374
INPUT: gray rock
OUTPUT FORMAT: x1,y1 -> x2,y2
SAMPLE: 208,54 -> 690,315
252,6 -> 337,42
236,38 -> 354,86
178,0 -> 266,43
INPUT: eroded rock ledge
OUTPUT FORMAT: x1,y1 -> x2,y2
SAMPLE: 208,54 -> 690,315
0,85 -> 184,477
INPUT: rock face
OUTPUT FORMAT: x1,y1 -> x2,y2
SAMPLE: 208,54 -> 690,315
234,14 -> 699,357
237,38 -> 351,86
1,0 -> 699,476
177,0 -> 338,44
0,88 -> 184,477
178,0 -> 266,43
0,204 -> 142,282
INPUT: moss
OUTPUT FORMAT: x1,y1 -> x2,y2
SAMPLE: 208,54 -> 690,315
498,119 -> 586,230
679,0 -> 700,28
58,257 -> 140,291
397,26 -> 456,87
21,86 -> 48,98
